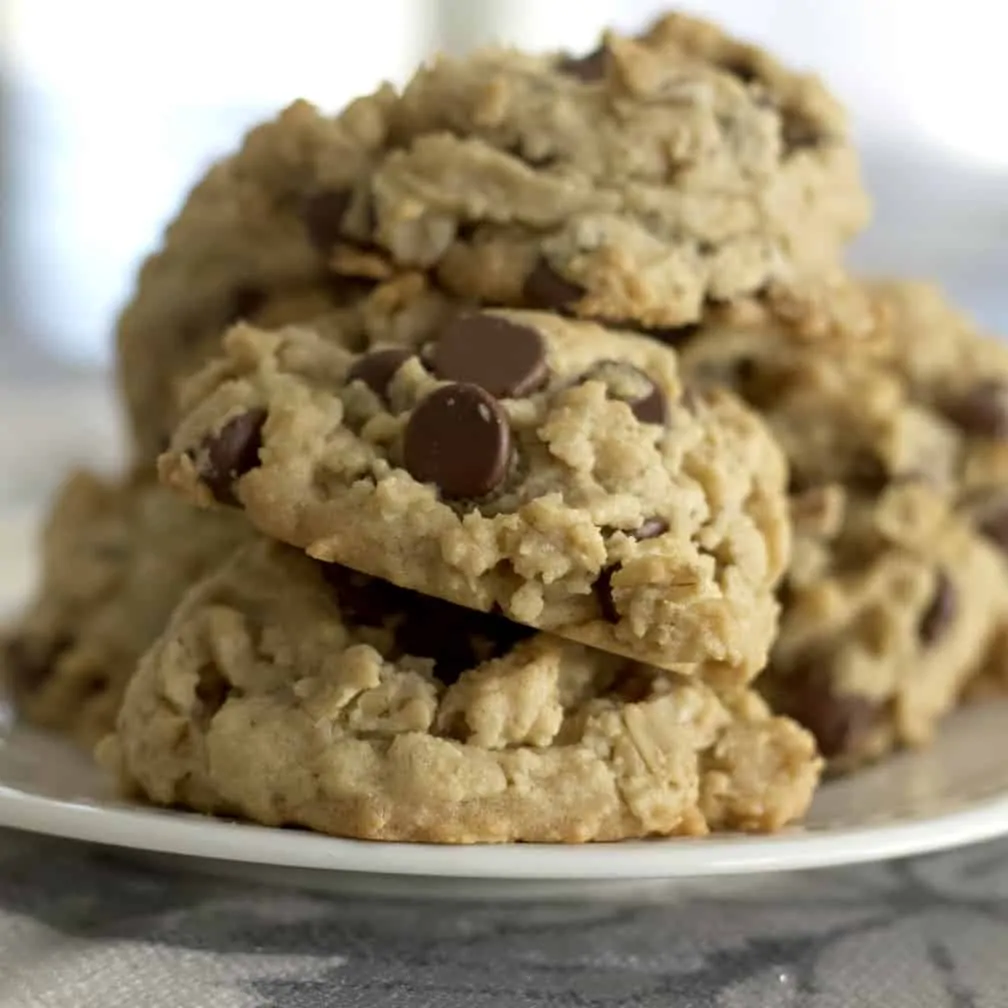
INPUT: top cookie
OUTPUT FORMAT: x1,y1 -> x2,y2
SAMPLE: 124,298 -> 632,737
159,308 -> 790,680
351,11 -> 868,325
116,11 -> 868,463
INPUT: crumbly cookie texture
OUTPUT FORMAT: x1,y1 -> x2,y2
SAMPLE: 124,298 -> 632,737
349,11 -> 867,325
100,540 -> 821,842
679,278 -> 1008,766
159,309 -> 790,679
0,471 -> 252,746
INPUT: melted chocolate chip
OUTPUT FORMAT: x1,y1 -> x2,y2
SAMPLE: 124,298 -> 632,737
918,569 -> 957,646
197,408 -> 268,505
594,564 -> 620,623
303,189 -> 353,251
320,562 -> 533,684
403,384 -> 512,499
522,259 -> 584,311
582,361 -> 668,426
347,348 -> 414,402
558,47 -> 607,81
944,380 -> 1008,438
429,314 -> 548,399
778,662 -> 882,760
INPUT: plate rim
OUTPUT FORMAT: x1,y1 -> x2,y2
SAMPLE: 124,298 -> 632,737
2,784 -> 1007,880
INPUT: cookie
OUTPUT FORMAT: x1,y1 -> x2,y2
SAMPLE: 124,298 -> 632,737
1,471 -> 252,746
349,11 -> 868,326
158,309 -> 791,679
678,278 -> 1008,766
100,540 -> 821,842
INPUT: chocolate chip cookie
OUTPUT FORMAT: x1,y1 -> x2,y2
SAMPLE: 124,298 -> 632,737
678,277 -> 1008,766
352,11 -> 868,326
100,540 -> 821,842
158,309 -> 790,679
1,471 -> 252,745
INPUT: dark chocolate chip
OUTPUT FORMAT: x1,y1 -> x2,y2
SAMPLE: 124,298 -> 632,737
582,361 -> 668,426
918,569 -> 957,646
631,517 -> 668,540
522,259 -> 584,311
594,564 -> 620,623
403,383 -> 512,499
977,497 -> 1008,555
228,284 -> 267,323
347,348 -> 414,402
430,313 -> 549,399
558,46 -> 606,81
943,380 -> 1008,438
777,662 -> 882,760
198,408 -> 268,505
303,189 -> 353,251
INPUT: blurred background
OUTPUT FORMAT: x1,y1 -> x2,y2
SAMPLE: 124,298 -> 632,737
1,0 -> 1007,376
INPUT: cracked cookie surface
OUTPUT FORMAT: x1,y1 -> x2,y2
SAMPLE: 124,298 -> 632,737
101,540 -> 821,842
159,309 -> 790,679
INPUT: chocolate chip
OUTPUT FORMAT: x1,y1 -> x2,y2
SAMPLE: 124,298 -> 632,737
228,284 -> 266,323
594,564 -> 620,623
198,408 -> 268,505
777,663 -> 882,760
522,259 -> 584,311
918,569 -> 956,646
429,314 -> 549,399
558,46 -> 606,81
631,517 -> 668,540
303,189 -> 353,251
582,361 -> 668,426
943,380 -> 1008,438
403,384 -> 512,499
977,497 -> 1008,555
347,348 -> 414,402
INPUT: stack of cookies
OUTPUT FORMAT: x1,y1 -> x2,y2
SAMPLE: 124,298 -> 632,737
5,12 -> 1008,842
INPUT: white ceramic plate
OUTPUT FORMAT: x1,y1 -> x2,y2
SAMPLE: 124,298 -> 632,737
4,505 -> 1008,893
2,698 -> 1008,890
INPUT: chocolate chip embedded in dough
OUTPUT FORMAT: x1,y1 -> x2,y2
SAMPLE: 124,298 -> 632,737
778,663 -> 883,760
943,380 -> 1008,438
582,361 -> 668,426
918,569 -> 957,646
346,348 -> 414,402
197,409 -> 268,505
403,384 -> 512,499
522,259 -> 584,311
303,189 -> 353,251
430,314 -> 548,398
